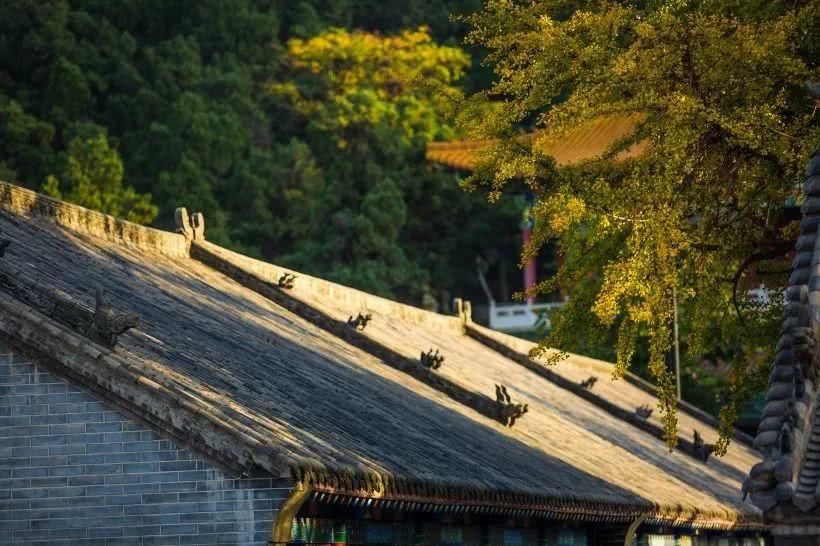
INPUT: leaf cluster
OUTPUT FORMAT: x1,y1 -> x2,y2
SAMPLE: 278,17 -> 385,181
458,0 -> 819,448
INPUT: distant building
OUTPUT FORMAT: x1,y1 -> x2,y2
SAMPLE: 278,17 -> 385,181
0,180 -> 765,545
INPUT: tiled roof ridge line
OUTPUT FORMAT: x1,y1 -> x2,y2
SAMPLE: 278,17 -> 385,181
190,239 -> 464,335
189,240 -> 762,527
188,241 -> 511,425
463,323 -> 742,460
0,180 -> 460,336
188,238 -> 679,384
747,150 -> 820,514
188,239 -> 755,461
793,152 -> 820,513
794,379 -> 820,508
0,180 -> 189,258
464,321 -> 752,443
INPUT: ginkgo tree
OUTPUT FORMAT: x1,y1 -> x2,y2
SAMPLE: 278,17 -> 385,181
269,26 -> 469,147
455,0 -> 820,451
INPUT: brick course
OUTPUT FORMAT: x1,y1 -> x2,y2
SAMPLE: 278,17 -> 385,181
0,345 -> 288,545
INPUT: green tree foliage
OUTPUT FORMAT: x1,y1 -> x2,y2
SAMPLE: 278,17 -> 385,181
43,131 -> 157,224
270,27 -> 469,147
270,27 -> 479,299
0,96 -> 56,183
282,0 -> 483,41
0,0 -> 518,309
457,0 -> 820,450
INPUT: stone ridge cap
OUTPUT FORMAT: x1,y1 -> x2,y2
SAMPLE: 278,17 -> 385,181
194,236 -> 753,448
747,150 -> 820,514
194,240 -> 464,335
466,321 -> 744,439
791,151 -> 820,510
0,179 -> 461,334
470,320 -> 645,375
0,180 -> 189,259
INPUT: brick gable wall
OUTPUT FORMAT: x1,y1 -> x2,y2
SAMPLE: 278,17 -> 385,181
0,342 -> 289,546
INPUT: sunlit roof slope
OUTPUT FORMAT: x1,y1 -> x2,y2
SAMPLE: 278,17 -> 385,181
0,180 -> 760,532
192,235 -> 761,530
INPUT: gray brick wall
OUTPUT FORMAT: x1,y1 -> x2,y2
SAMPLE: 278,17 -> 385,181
0,344 -> 290,545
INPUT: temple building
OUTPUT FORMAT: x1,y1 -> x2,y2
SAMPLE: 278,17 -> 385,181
0,179 -> 765,545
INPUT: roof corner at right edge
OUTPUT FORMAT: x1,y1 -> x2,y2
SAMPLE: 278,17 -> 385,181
745,149 -> 820,522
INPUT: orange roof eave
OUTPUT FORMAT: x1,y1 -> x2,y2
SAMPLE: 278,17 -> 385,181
426,114 -> 648,172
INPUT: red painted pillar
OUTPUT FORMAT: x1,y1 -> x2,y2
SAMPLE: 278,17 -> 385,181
523,226 -> 536,305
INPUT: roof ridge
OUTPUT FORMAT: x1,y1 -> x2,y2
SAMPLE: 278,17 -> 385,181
189,241 -> 514,425
0,180 -> 188,258
191,239 -> 464,335
465,321 -> 755,447
191,238 -> 749,465
463,322 -> 751,458
186,238 -> 687,383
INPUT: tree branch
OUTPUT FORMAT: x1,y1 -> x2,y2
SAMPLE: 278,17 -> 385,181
731,239 -> 795,324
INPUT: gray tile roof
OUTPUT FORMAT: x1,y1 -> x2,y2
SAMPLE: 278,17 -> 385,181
0,181 -> 761,531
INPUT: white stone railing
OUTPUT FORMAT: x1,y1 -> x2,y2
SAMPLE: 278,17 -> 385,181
488,300 -> 565,332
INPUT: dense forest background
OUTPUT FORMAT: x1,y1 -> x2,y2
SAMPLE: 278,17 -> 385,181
0,0 -> 529,311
